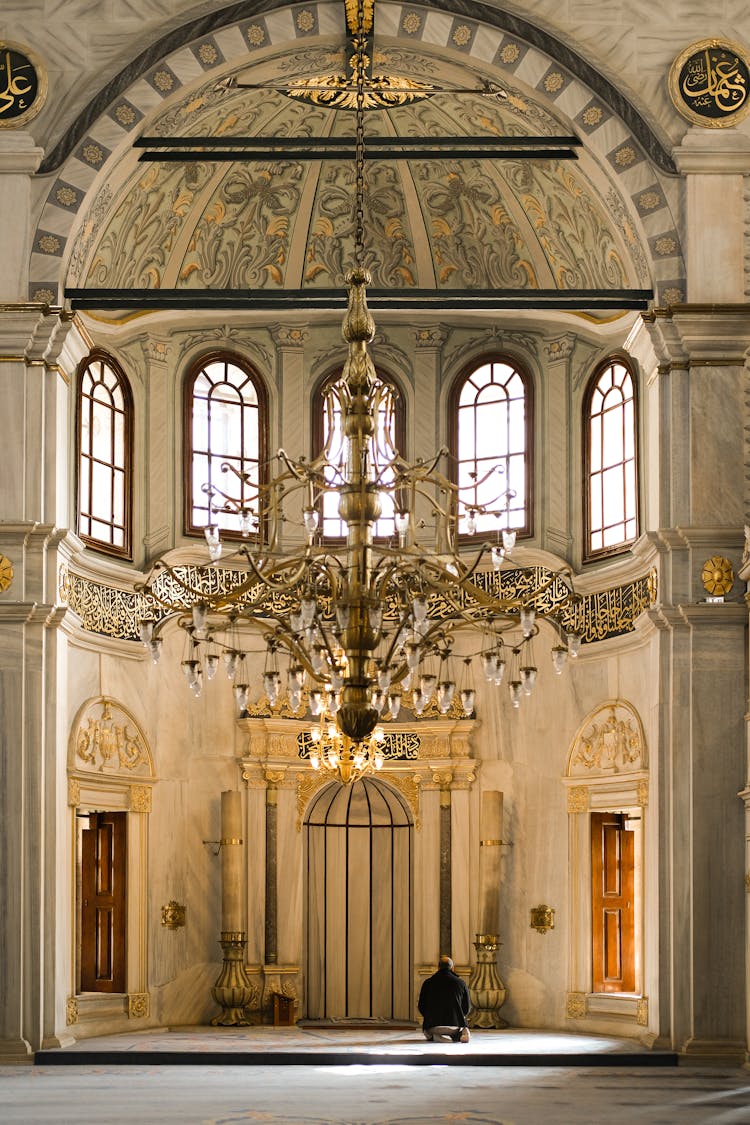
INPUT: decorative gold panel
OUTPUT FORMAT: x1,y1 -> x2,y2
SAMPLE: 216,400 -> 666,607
130,784 -> 152,813
0,553 -> 14,592
64,564 -> 657,647
66,997 -> 78,1025
566,991 -> 587,1019
128,993 -> 150,1019
636,996 -> 649,1026
567,786 -> 590,814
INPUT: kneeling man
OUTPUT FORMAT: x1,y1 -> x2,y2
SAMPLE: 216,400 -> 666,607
418,955 -> 471,1043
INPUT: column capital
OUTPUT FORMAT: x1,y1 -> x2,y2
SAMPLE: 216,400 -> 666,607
674,127 -> 750,175
0,132 -> 44,176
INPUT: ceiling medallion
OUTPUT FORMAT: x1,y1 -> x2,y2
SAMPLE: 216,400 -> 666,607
0,40 -> 48,128
285,52 -> 433,109
0,554 -> 14,592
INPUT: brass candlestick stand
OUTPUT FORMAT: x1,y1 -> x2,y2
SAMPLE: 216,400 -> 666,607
210,931 -> 257,1025
469,934 -> 508,1028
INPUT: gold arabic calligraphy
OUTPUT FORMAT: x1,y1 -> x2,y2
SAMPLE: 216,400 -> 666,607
681,48 -> 748,115
0,49 -> 36,118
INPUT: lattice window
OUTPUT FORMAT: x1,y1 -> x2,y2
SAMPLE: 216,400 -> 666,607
314,369 -> 405,540
450,356 -> 532,536
77,351 -> 133,557
584,360 -> 638,558
184,353 -> 266,537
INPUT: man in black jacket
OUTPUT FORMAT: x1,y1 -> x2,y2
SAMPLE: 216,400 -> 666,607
418,955 -> 471,1042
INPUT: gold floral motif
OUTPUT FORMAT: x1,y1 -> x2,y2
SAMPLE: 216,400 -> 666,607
639,191 -> 662,210
661,287 -> 683,305
246,25 -> 266,46
701,555 -> 734,597
66,997 -> 78,1025
114,104 -> 136,126
130,784 -> 152,813
297,772 -> 332,829
402,12 -> 421,34
654,236 -> 677,255
153,70 -> 174,91
0,554 -> 13,592
38,234 -> 60,254
67,778 -> 81,807
582,106 -> 603,126
128,993 -> 149,1019
566,992 -> 587,1019
296,9 -> 315,32
81,143 -> 104,165
452,25 -> 473,47
382,773 -> 420,826
636,996 -> 649,1026
198,43 -> 218,64
567,786 -> 590,813
544,72 -> 564,93
637,779 -> 649,807
499,43 -> 520,64
33,287 -> 56,304
614,146 -> 636,167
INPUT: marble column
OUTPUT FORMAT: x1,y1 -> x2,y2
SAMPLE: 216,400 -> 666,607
211,790 -> 254,1025
439,782 -> 452,957
639,308 -> 749,1058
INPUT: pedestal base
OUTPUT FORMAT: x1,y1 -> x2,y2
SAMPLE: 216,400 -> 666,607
210,932 -> 258,1026
469,934 -> 508,1029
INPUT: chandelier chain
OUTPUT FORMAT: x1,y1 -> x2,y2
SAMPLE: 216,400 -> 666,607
354,0 -> 366,268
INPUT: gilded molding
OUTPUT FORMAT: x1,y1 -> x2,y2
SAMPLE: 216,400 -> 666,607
566,991 -> 587,1019
66,997 -> 78,1026
129,784 -> 152,813
64,563 -> 657,647
383,772 -> 421,827
745,872 -> 750,892
567,786 -> 590,814
637,779 -> 649,807
67,777 -> 81,807
297,772 -> 332,829
636,996 -> 649,1026
128,993 -> 150,1019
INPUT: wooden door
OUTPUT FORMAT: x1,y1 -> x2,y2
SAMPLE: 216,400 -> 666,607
591,811 -> 635,993
81,811 -> 127,993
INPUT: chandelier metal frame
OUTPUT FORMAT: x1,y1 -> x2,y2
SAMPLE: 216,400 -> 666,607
137,0 -> 583,783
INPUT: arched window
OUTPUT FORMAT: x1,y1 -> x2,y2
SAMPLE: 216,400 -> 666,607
584,359 -> 638,558
184,352 -> 267,537
450,356 -> 532,537
76,351 -> 133,557
313,369 -> 405,540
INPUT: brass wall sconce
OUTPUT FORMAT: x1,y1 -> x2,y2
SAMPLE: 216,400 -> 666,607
161,900 -> 186,929
530,905 -> 555,934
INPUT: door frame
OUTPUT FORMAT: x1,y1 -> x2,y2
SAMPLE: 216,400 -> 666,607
563,699 -> 651,1035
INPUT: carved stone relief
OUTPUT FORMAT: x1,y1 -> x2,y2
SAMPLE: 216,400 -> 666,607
567,701 -> 646,778
69,697 -> 154,777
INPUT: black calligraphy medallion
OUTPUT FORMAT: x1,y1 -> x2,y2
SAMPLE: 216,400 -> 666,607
669,39 -> 750,127
0,42 -> 47,128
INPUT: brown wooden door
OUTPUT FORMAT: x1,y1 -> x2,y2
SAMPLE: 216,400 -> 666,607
81,812 -> 127,993
591,811 -> 635,993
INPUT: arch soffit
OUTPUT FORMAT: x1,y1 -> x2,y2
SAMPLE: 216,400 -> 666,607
29,2 -> 683,305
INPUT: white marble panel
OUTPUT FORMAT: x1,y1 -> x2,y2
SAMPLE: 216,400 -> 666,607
276,786 -> 303,965
414,788 -> 440,964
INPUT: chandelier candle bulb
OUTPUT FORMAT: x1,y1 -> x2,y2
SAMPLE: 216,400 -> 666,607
219,791 -> 244,934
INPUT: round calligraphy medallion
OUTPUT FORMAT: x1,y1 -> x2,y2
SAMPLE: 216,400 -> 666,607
0,554 -> 14,592
0,41 -> 47,129
669,39 -> 750,127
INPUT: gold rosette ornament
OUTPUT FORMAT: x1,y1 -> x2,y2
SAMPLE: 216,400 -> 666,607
701,555 -> 734,597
